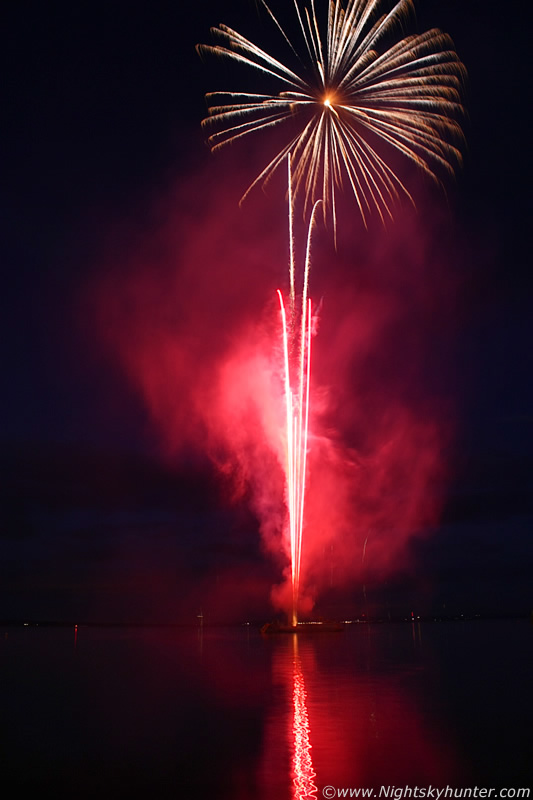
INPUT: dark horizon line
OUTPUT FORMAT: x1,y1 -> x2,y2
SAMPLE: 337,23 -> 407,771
2,611 -> 531,629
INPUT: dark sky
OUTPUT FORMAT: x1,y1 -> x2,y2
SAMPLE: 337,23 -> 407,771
1,0 -> 531,623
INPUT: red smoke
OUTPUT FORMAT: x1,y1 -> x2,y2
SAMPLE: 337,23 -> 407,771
92,155 -> 458,619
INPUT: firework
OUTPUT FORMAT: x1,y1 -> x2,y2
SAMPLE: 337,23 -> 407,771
278,159 -> 321,626
197,0 -> 465,232
197,1 -> 465,626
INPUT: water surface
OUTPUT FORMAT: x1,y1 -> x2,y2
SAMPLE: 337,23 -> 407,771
1,620 -> 531,798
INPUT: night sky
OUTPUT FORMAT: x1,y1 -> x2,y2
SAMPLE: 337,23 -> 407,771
1,0 -> 531,624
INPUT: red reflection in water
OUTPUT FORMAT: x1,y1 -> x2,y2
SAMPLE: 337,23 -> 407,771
292,639 -> 317,800
117,628 -> 466,797
258,631 -> 466,795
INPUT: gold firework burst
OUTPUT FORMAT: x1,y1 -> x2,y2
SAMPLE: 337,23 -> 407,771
197,0 -> 465,230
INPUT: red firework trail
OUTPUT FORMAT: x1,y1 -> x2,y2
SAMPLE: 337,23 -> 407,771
279,162 -> 321,626
277,290 -> 311,627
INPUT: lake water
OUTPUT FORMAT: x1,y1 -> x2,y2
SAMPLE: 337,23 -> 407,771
1,620 -> 531,798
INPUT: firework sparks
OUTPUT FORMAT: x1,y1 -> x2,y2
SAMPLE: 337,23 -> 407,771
197,1 -> 465,626
197,0 -> 465,232
278,169 -> 321,626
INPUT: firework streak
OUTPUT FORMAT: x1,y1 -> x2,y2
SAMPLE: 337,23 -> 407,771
279,162 -> 321,626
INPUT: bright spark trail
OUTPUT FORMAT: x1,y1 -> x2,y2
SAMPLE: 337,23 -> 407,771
277,289 -> 311,627
278,160 -> 321,627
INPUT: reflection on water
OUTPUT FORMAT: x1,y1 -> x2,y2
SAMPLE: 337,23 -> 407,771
263,627 -> 464,794
0,621 -> 531,797
291,638 -> 318,800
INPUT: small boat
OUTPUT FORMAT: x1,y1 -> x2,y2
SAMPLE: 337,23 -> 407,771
261,620 -> 344,634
